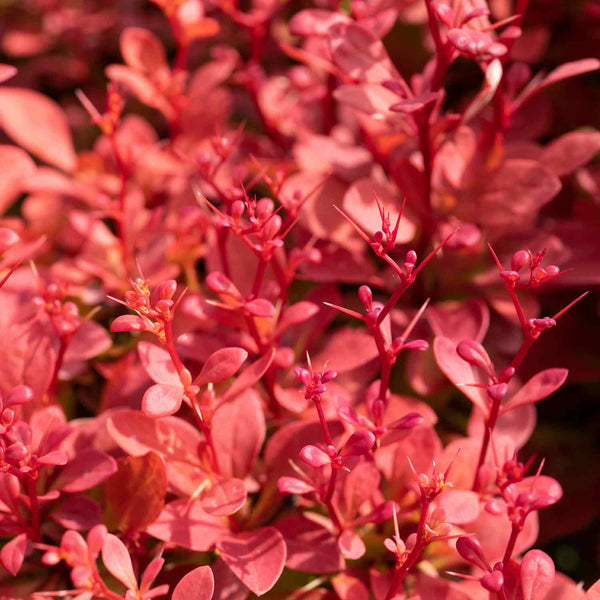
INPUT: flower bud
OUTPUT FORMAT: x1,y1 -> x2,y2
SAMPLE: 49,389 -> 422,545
481,571 -> 504,593
545,265 -> 560,277
487,383 -> 508,403
7,385 -> 34,407
231,201 -> 244,220
256,198 -> 274,220
293,367 -> 312,387
263,215 -> 282,240
155,280 -> 178,301
405,250 -> 417,265
358,285 -> 373,310
340,430 -> 376,457
5,442 -> 28,464
498,366 -> 515,383
1,408 -> 15,427
456,537 -> 490,572
320,370 -> 337,383
110,315 -> 149,333
299,444 -> 330,468
388,412 -> 424,430
511,250 -> 531,272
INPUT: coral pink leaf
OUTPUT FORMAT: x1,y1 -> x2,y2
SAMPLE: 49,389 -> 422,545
120,27 -> 167,74
221,348 -> 275,403
195,347 -> 248,386
53,449 -> 117,493
110,315 -> 150,333
0,64 -> 17,83
142,383 -> 184,418
138,341 -> 181,386
289,9 -> 350,37
0,88 -> 76,171
146,499 -> 227,551
328,22 -> 398,82
433,490 -> 480,524
540,59 -> 600,90
277,476 -> 316,495
340,430 -> 376,457
212,391 -> 266,478
299,444 -> 330,468
540,131 -> 600,177
51,495 -> 103,531
216,527 -> 286,596
102,533 -> 137,591
502,368 -> 568,413
433,337 -> 488,413
245,298 -> 276,318
0,145 -> 36,213
274,514 -> 344,573
173,565 -> 215,600
521,550 -> 555,600
202,477 -> 247,516
275,301 -> 320,335
0,533 -> 27,576
337,529 -> 365,559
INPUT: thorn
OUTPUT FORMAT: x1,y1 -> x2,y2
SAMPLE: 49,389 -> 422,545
322,301 -> 364,320
333,205 -> 372,245
0,258 -> 24,290
75,89 -> 102,122
552,291 -> 588,320
401,297 -> 430,341
413,229 -> 457,277
487,243 -> 504,272
391,197 -> 406,242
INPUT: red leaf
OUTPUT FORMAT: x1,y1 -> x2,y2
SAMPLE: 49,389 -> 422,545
104,452 -> 168,532
521,550 -> 555,600
0,533 -> 27,576
337,529 -> 365,559
502,368 -> 568,413
245,298 -> 276,318
216,527 -> 286,596
275,301 -> 320,335
433,336 -> 488,413
138,341 -> 181,386
202,477 -> 247,517
146,499 -> 227,551
53,449 -> 117,493
277,476 -> 316,495
120,27 -> 168,74
274,514 -> 344,573
432,490 -> 480,525
213,390 -> 266,479
540,130 -> 600,177
332,573 -> 370,600
221,349 -> 275,403
195,347 -> 248,386
540,59 -> 600,91
173,565 -> 215,600
0,88 -> 76,172
102,533 -> 137,590
52,495 -> 103,531
142,383 -> 184,418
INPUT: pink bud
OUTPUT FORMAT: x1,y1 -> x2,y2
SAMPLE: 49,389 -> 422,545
293,367 -> 312,387
487,383 -> 508,402
531,317 -> 556,330
358,285 -> 373,310
321,370 -> 337,383
7,385 -> 34,407
0,227 -> 20,254
500,270 -> 520,284
5,443 -> 28,464
405,250 -> 417,265
456,537 -> 490,572
1,408 -> 15,427
546,265 -> 560,277
371,399 -> 385,423
456,340 -> 494,377
263,215 -> 282,240
299,445 -> 331,468
498,366 -> 515,383
511,250 -> 531,272
340,430 -> 376,457
231,201 -> 244,220
256,198 -> 274,219
481,571 -> 504,592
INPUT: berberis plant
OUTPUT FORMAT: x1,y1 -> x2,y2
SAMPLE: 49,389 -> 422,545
0,0 -> 599,598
